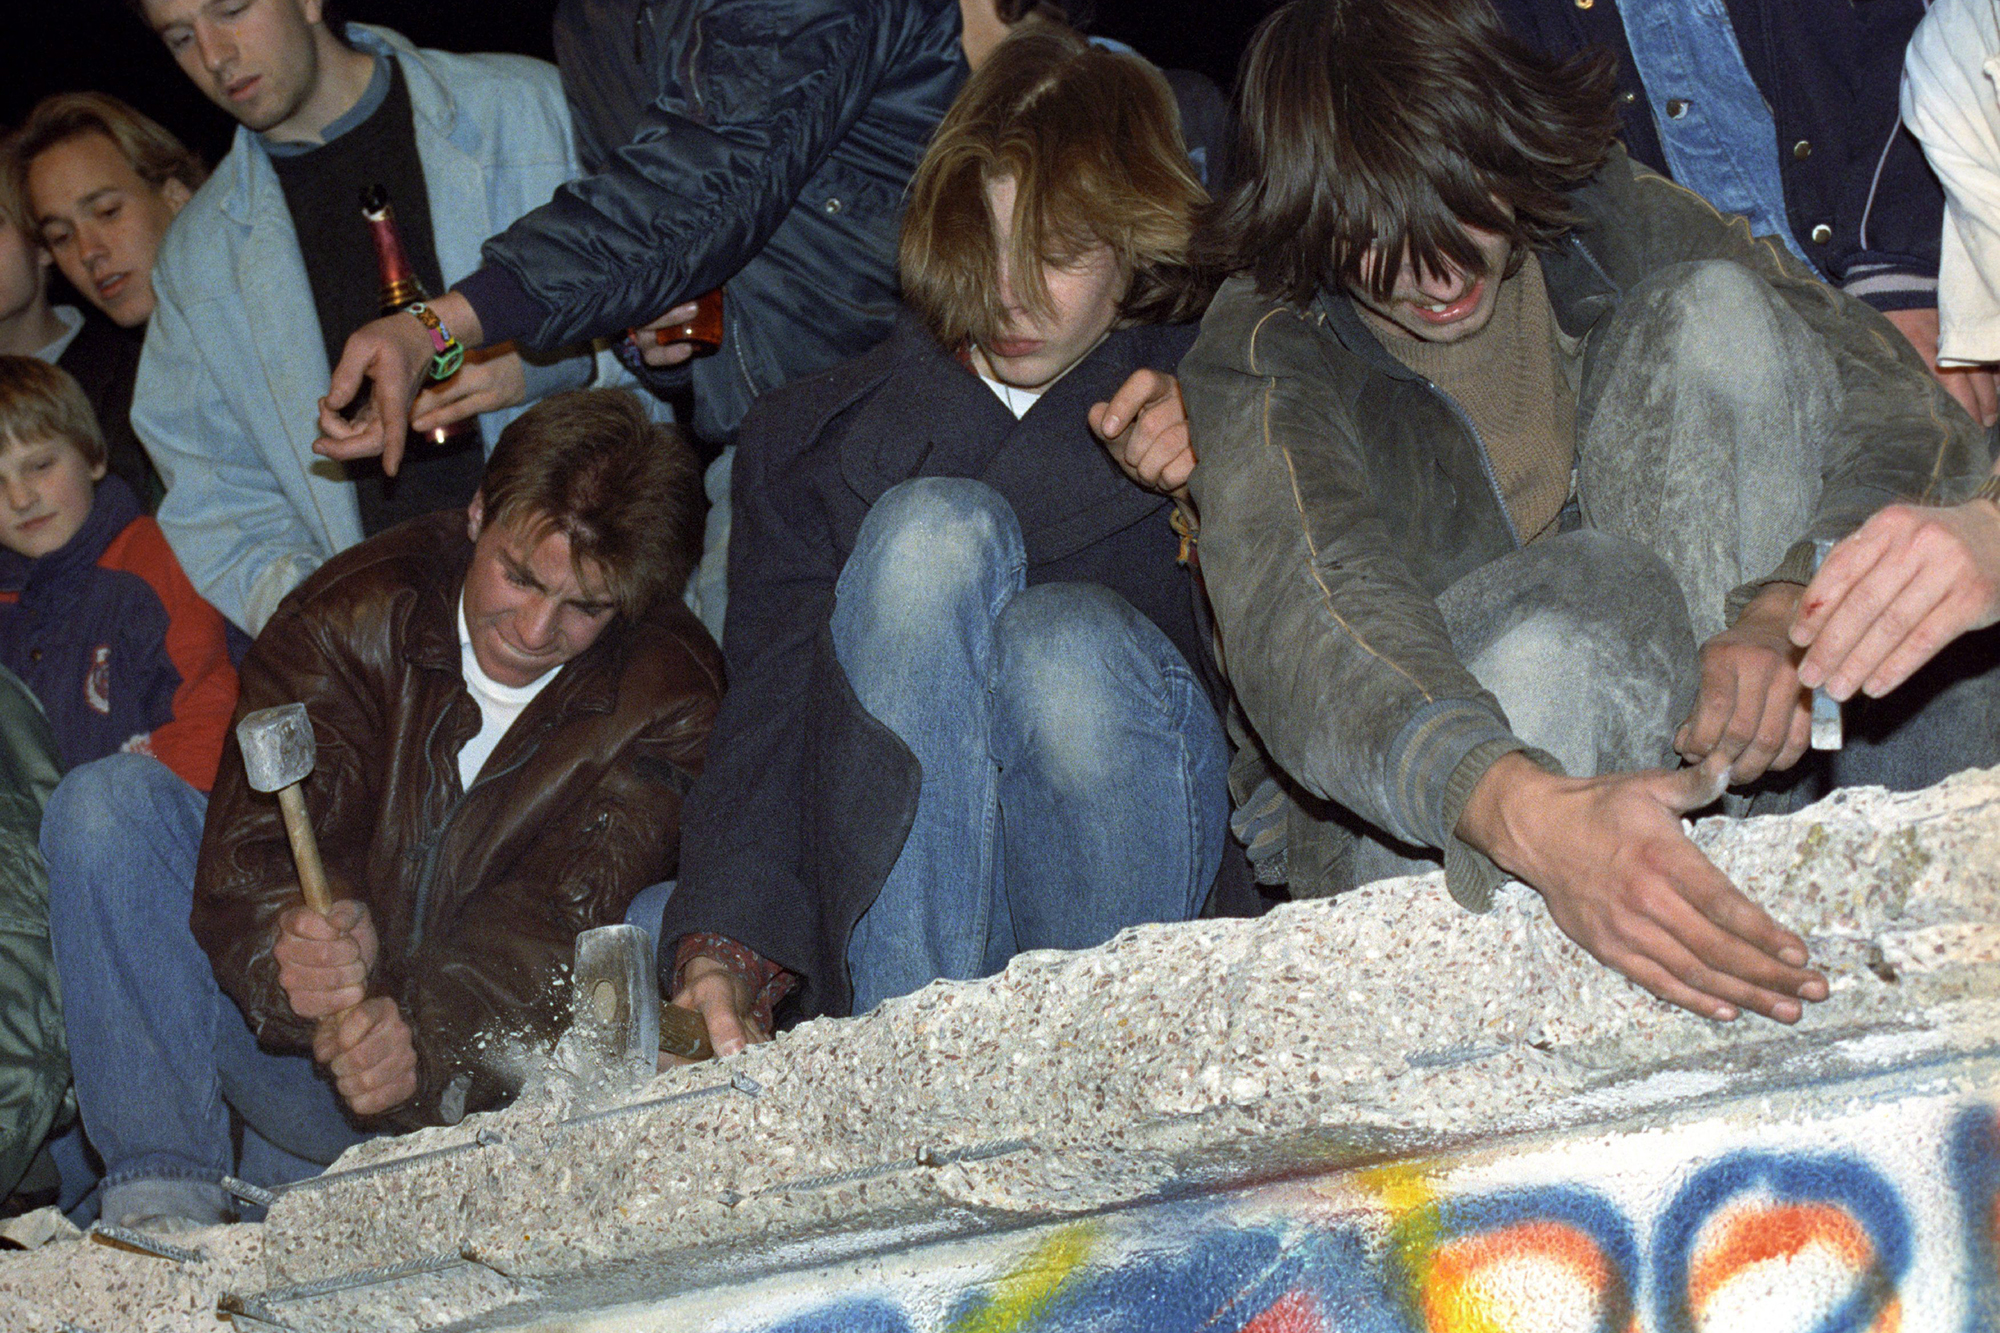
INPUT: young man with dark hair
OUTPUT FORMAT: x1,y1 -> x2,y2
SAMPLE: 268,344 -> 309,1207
128,0 -> 630,635
44,389 -> 720,1231
1180,0 -> 1993,1027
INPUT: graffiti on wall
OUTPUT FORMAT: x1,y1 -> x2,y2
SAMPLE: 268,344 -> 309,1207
694,1094 -> 2000,1333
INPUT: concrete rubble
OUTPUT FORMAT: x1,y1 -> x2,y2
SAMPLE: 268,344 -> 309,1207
4,764 -> 1997,1331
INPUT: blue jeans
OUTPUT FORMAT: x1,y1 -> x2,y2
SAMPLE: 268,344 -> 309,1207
43,754 -> 370,1224
833,479 -> 1229,1014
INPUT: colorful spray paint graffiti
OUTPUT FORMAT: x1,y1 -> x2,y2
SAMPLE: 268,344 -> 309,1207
685,1090 -> 2000,1333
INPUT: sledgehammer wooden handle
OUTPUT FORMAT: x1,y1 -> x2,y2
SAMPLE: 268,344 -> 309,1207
659,1002 -> 715,1062
275,784 -> 335,915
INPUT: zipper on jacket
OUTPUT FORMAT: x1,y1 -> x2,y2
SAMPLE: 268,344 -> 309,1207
403,716 -> 557,958
1424,382 -> 1523,550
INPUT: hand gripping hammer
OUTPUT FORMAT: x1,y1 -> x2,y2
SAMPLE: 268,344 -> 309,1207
235,703 -> 335,914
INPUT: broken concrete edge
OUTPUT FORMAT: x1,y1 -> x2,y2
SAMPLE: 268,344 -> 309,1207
246,767 -> 1997,1295
272,1052 -> 2000,1332
222,1003 -> 2000,1324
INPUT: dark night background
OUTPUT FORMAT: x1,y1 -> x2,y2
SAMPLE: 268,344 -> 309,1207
5,2 -> 1276,172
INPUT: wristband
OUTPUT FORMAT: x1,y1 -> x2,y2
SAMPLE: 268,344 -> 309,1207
405,302 -> 465,381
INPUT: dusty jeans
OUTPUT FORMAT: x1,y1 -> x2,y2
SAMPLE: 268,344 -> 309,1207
1351,259 -> 1989,882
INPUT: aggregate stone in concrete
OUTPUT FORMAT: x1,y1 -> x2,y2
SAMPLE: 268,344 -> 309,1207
5,766 -> 1997,1331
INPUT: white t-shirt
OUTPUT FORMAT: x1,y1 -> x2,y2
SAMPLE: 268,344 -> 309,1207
456,594 -> 561,789
1904,0 -> 2000,364
978,372 -> 1046,419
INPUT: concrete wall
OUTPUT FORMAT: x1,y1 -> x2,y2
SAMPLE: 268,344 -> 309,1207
547,1071 -> 1999,1333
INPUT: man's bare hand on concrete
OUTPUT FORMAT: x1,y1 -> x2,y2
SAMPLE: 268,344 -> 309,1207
1792,497 -> 2000,700
1457,752 -> 1828,1023
1676,582 -> 1811,783
274,899 -> 379,1020
313,996 -> 417,1117
1089,369 -> 1194,502
669,954 -> 769,1062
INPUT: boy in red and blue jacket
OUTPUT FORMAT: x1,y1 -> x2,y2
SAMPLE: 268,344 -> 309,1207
0,356 -> 235,790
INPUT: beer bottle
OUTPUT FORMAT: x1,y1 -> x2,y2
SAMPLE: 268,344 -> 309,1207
361,184 -> 473,446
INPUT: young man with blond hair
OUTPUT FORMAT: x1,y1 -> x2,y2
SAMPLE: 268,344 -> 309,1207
3,94 -> 202,509
663,27 -> 1240,1046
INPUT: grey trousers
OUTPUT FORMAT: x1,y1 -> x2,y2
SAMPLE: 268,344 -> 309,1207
1351,259 -> 1995,882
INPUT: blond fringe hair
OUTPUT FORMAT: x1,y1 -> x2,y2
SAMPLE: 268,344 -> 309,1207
899,24 -> 1207,351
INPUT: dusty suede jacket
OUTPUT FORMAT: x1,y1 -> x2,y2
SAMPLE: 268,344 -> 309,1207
191,513 -> 723,1130
1181,149 -> 1992,913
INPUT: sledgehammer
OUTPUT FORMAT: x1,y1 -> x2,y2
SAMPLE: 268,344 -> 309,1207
236,702 -> 335,914
573,925 -> 715,1074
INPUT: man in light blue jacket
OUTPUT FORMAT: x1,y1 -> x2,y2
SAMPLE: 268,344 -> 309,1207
132,1 -> 626,634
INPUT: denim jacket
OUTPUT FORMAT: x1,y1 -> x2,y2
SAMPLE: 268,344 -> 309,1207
134,26 -> 621,635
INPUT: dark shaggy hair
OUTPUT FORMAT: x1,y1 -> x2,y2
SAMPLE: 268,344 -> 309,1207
1201,0 -> 1621,306
479,390 -> 701,619
899,24 -> 1207,352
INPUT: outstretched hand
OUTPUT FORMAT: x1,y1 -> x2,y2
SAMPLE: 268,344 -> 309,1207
1089,369 -> 1194,501
1457,752 -> 1827,1023
1792,497 -> 2000,701
667,954 -> 769,1063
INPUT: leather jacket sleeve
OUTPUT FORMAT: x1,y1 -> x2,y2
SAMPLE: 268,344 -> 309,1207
192,604 -> 394,1055
1183,289 -> 1526,875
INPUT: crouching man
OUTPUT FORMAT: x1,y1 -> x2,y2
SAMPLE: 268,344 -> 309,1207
1180,0 -> 1993,1027
45,389 -> 719,1229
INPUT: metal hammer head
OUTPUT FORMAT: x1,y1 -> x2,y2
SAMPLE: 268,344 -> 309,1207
236,703 -> 317,793
572,924 -> 660,1085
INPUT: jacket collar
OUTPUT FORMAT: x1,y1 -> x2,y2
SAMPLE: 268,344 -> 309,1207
0,475 -> 141,601
399,515 -> 626,717
218,25 -> 457,227
836,311 -> 1171,562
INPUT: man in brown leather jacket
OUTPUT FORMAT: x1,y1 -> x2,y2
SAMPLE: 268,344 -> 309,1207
47,389 -> 719,1230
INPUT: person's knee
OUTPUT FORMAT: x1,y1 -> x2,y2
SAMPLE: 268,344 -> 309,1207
1469,534 -> 1696,773
843,478 -> 1022,625
1620,259 -> 1795,400
992,584 -> 1185,794
42,754 -> 197,932
43,755 -> 181,869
